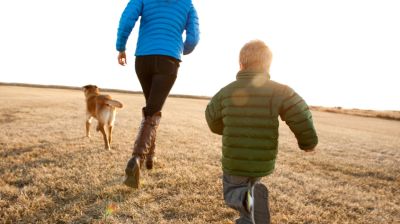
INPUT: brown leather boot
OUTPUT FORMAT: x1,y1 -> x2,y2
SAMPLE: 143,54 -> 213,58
144,111 -> 161,170
145,138 -> 156,169
124,109 -> 161,188
144,113 -> 161,170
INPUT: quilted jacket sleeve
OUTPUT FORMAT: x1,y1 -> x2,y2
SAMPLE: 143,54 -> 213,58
279,86 -> 318,150
116,0 -> 143,52
205,91 -> 223,135
183,4 -> 200,55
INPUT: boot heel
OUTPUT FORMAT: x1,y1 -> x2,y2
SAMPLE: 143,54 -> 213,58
145,160 -> 153,170
124,157 -> 141,188
145,156 -> 156,170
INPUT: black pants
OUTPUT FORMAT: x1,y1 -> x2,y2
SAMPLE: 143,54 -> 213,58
135,55 -> 180,116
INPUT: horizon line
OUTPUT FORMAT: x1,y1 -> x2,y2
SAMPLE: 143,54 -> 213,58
1,82 -> 399,114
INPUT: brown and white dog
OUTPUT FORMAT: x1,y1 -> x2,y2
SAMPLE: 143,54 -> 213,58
83,85 -> 123,150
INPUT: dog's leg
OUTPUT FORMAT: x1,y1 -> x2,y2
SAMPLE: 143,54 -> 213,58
86,116 -> 93,137
108,125 -> 113,146
98,123 -> 110,150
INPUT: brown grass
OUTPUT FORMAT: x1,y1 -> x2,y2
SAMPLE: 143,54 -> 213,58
0,85 -> 399,224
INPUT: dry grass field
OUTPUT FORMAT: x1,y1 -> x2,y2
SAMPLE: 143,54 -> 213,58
310,106 -> 400,121
0,85 -> 399,224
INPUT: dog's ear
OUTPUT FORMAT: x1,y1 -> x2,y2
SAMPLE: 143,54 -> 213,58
82,84 -> 98,90
82,85 -> 91,90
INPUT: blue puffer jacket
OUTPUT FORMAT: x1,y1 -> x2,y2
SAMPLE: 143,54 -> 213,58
116,0 -> 200,60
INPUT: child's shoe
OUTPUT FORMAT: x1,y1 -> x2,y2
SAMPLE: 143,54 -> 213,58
246,182 -> 270,224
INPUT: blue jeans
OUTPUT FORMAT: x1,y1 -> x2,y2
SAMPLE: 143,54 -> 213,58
223,173 -> 270,224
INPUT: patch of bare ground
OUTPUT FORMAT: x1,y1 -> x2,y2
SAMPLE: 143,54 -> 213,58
0,85 -> 399,223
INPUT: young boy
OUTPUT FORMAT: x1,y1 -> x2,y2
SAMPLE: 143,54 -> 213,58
205,40 -> 318,224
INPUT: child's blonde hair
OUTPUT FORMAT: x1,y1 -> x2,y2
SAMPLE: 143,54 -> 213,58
239,40 -> 272,72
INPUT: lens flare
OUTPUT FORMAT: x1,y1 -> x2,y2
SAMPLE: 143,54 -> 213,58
105,203 -> 117,217
251,75 -> 267,87
232,89 -> 249,106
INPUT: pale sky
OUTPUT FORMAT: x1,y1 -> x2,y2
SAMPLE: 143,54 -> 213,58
1,0 -> 399,110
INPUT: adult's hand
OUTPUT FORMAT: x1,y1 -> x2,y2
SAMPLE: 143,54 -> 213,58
118,51 -> 127,66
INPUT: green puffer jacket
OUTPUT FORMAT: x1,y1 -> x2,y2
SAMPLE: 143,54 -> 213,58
205,71 -> 318,177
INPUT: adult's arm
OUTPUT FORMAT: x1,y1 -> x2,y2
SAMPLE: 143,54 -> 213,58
183,4 -> 200,55
116,0 -> 143,52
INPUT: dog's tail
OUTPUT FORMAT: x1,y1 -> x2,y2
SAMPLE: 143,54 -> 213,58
105,99 -> 123,108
